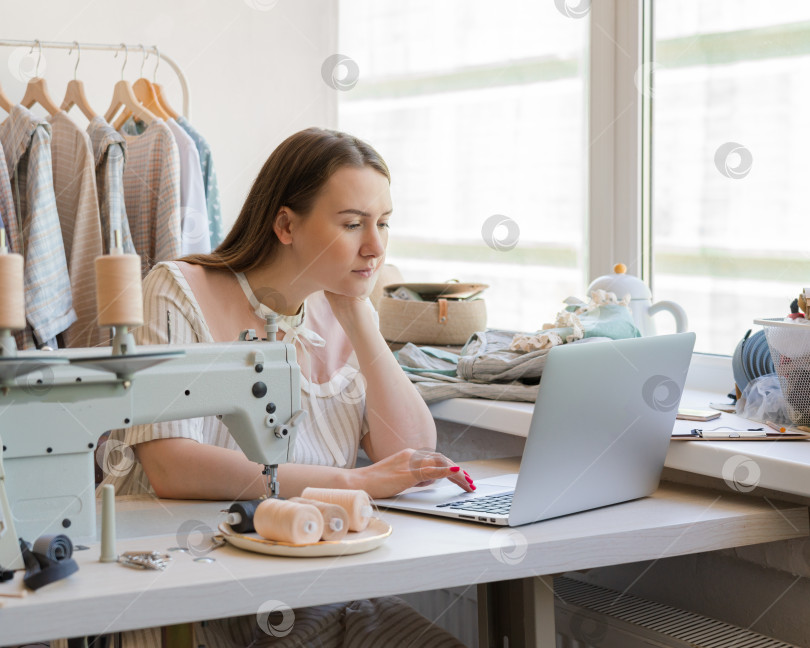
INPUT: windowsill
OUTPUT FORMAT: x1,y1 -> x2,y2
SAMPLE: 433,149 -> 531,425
429,352 -> 810,499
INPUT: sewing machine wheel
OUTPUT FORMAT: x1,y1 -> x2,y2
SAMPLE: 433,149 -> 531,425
70,350 -> 186,378
0,356 -> 70,384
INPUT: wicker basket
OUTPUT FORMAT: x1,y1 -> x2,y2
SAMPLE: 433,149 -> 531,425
754,318 -> 810,425
378,296 -> 487,346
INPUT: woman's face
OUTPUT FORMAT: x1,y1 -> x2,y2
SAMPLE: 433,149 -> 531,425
287,165 -> 392,298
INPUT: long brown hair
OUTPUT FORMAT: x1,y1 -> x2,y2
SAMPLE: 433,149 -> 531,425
182,127 -> 390,271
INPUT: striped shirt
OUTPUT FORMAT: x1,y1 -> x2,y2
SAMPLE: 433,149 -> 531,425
48,111 -> 104,348
176,116 -> 223,249
119,119 -> 181,277
0,104 -> 75,348
97,263 -> 465,648
103,261 -> 369,496
87,116 -> 135,255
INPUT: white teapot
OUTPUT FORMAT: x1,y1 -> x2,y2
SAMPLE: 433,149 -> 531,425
586,263 -> 688,337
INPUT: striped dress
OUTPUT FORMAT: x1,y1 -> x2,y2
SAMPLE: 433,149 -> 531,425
100,261 -> 465,647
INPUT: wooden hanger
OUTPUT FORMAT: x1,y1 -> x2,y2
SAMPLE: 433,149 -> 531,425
0,82 -> 11,113
21,77 -> 60,116
62,79 -> 97,120
19,42 -> 59,116
106,80 -> 157,129
150,47 -> 179,119
132,78 -> 170,120
105,45 -> 156,129
61,43 -> 97,120
152,81 -> 179,119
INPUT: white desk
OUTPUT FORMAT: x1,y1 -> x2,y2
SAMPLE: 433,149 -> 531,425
0,458 -> 806,647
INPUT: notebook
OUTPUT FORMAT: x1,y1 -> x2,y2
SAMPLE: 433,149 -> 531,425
375,332 -> 696,527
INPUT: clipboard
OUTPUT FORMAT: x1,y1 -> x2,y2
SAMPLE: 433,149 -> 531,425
672,429 -> 810,441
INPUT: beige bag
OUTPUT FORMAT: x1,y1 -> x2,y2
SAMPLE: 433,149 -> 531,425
378,282 -> 488,346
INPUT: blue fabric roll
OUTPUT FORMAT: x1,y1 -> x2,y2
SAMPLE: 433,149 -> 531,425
733,330 -> 774,392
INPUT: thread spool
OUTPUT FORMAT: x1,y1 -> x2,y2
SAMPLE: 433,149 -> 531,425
290,497 -> 348,541
94,254 -> 143,327
301,488 -> 373,532
225,499 -> 264,534
253,499 -> 323,544
0,247 -> 25,331
99,484 -> 117,562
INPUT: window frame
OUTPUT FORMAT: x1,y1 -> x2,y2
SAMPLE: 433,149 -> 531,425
334,0 -> 654,328
587,0 -> 649,287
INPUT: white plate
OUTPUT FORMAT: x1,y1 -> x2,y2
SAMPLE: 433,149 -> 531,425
217,517 -> 392,558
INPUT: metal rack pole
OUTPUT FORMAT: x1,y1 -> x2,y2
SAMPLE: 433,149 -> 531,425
0,39 -> 191,118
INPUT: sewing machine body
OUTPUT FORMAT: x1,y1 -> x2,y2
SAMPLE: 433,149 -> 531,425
0,340 -> 301,570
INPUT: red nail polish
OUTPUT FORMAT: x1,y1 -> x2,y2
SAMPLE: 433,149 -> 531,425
449,466 -> 461,473
465,476 -> 473,484
471,485 -> 477,490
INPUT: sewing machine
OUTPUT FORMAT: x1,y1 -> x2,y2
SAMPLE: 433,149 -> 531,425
0,321 -> 302,570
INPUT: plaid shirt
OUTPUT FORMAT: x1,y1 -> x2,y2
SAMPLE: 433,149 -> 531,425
0,105 -> 75,348
176,116 -> 223,249
119,119 -> 181,277
87,116 -> 135,255
49,111 -> 104,348
0,141 -> 15,247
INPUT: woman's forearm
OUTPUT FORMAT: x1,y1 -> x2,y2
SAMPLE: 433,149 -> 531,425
137,438 -> 357,500
136,438 -> 470,501
341,310 -> 437,460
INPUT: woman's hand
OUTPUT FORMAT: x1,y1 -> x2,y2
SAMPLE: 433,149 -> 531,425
323,290 -> 370,325
354,449 -> 475,500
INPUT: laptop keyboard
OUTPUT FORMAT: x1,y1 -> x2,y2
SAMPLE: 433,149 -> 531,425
436,492 -> 514,516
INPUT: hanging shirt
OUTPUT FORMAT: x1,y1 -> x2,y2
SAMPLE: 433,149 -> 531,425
0,105 -> 75,349
118,118 -> 182,277
100,261 -> 371,496
48,111 -> 104,348
0,141 -> 15,242
175,116 -> 223,249
87,116 -> 135,255
165,119 -> 210,255
121,117 -> 210,256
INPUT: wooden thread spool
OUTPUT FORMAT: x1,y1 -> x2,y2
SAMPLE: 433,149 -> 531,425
0,251 -> 25,330
253,499 -> 323,544
301,488 -> 373,532
290,497 -> 349,541
94,254 -> 143,327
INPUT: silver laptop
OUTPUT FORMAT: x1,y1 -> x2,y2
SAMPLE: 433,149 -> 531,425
375,332 -> 696,526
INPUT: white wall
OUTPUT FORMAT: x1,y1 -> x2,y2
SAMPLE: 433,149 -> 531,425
0,0 -> 338,232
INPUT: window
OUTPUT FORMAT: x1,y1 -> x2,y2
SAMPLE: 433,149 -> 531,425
652,1 -> 810,353
338,0 -> 590,331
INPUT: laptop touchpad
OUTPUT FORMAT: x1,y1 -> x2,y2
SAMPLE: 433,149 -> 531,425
385,474 -> 518,506
477,474 -> 518,489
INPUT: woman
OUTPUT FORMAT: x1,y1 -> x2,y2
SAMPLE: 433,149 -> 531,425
106,127 -> 474,500
104,127 -> 472,647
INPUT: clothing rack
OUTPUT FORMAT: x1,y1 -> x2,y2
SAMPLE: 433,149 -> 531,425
0,39 -> 191,118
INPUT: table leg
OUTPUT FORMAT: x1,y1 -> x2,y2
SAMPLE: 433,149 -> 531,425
161,623 -> 194,648
478,576 -> 556,648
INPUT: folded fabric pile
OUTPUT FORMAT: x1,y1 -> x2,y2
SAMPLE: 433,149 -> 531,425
395,291 -> 640,403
